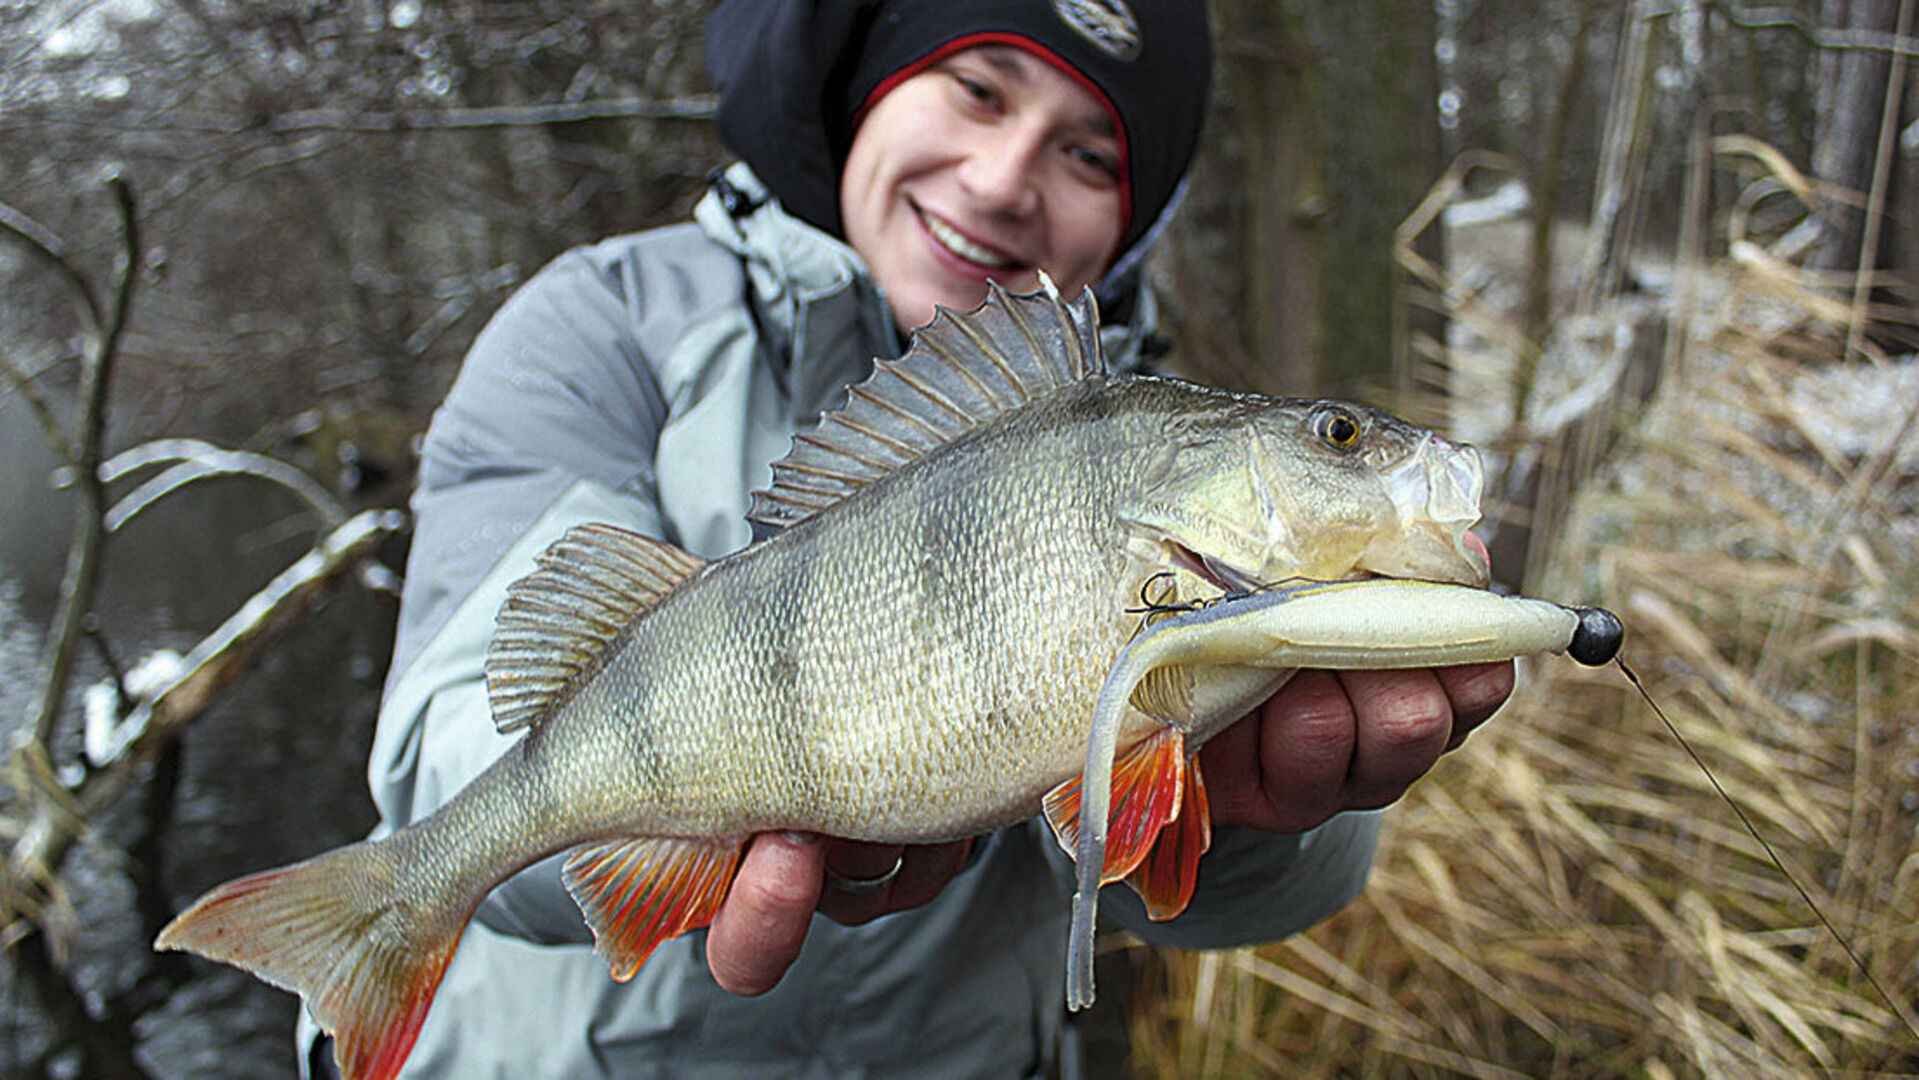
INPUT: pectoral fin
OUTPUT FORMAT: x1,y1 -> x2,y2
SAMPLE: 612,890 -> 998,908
1043,727 -> 1187,885
1125,755 -> 1211,921
561,836 -> 743,981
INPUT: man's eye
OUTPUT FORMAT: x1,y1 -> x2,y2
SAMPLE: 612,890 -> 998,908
953,74 -> 996,106
1069,145 -> 1120,180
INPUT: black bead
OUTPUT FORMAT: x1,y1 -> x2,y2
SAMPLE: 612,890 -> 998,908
1568,607 -> 1625,666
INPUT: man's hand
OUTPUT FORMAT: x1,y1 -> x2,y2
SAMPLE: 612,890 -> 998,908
705,835 -> 972,995
704,659 -> 1514,996
1201,661 -> 1515,833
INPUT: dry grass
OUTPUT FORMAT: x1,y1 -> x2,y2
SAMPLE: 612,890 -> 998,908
1132,204 -> 1919,1076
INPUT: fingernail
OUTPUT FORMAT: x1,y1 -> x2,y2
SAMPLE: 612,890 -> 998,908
779,830 -> 822,847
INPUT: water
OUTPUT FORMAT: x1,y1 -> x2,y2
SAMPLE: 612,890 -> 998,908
0,395 -> 394,1078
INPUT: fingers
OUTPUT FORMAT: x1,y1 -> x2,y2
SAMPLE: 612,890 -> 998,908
705,833 -> 976,997
1202,660 -> 1519,834
1334,667 -> 1454,810
817,838 -> 972,925
705,831 -> 825,996
1201,669 -> 1355,833
1435,660 -> 1515,747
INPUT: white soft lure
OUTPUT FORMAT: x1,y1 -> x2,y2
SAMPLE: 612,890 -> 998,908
1065,577 -> 1623,1009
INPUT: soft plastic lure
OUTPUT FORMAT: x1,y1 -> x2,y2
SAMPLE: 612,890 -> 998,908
1063,577 -> 1622,1009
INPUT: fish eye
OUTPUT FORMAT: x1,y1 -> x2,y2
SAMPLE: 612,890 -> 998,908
1312,408 -> 1362,450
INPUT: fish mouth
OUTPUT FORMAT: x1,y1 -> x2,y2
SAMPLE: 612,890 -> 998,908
1358,434 -> 1490,587
1164,540 -> 1267,595
1165,539 -> 1390,599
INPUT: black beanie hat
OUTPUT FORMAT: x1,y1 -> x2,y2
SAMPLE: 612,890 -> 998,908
706,0 -> 1213,264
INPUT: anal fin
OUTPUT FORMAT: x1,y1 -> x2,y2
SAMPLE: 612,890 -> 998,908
1043,727 -> 1186,885
561,836 -> 742,981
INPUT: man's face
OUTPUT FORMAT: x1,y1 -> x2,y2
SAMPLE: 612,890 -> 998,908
839,43 -> 1126,332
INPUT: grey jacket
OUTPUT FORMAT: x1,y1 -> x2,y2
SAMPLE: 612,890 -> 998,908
314,164 -> 1380,1078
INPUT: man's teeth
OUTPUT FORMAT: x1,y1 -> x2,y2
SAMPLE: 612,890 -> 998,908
922,212 -> 1016,268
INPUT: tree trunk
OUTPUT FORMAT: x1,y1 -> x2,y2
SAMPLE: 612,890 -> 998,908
1213,1 -> 1322,396
1199,0 -> 1442,399
1305,0 -> 1446,400
1810,0 -> 1903,272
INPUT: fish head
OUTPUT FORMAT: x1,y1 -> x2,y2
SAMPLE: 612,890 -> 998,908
1125,395 -> 1490,592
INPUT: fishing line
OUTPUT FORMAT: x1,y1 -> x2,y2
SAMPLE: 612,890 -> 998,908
1615,655 -> 1919,1043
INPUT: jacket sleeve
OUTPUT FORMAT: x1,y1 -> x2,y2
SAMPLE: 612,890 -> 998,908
1032,813 -> 1380,950
369,242 -> 680,946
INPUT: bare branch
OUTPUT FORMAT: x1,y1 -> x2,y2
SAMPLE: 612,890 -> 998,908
261,94 -> 717,134
6,94 -> 721,139
99,437 -> 345,533
0,197 -> 104,336
29,176 -> 139,749
1709,0 -> 1919,57
7,510 -> 407,892
0,345 -> 80,464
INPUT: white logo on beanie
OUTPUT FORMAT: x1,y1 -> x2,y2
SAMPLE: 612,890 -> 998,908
1052,0 -> 1141,61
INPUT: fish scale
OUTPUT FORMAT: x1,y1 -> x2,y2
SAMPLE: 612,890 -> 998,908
152,280 -> 1608,1080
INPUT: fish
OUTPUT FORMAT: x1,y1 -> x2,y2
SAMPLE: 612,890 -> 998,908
154,279 -> 1617,1080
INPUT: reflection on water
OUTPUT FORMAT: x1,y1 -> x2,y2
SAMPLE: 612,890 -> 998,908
1,400 -> 397,1078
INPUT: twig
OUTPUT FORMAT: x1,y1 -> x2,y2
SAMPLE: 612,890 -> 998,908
82,618 -> 130,715
0,199 -> 104,334
262,94 -> 715,134
98,437 -> 345,532
29,176 -> 138,749
1708,1 -> 1919,57
0,346 -> 79,465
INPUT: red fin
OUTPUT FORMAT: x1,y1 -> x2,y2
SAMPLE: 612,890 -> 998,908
154,840 -> 466,1080
1126,753 -> 1213,920
1043,727 -> 1186,884
562,836 -> 742,981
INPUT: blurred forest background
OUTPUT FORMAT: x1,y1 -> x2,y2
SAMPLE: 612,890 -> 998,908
3,0 -> 1917,1077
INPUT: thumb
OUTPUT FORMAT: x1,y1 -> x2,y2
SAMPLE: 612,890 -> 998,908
705,831 -> 826,995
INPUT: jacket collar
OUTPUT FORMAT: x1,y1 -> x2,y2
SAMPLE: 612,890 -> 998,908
694,163 -> 901,423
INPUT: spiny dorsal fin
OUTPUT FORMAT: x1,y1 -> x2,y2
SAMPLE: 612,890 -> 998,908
748,276 -> 1104,529
485,523 -> 705,734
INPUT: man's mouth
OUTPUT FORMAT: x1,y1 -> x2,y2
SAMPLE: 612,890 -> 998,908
918,208 -> 1019,270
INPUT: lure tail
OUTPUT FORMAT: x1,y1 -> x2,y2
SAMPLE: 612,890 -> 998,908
156,834 -> 470,1080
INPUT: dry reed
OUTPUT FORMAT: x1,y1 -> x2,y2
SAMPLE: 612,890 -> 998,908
1132,201 -> 1919,1077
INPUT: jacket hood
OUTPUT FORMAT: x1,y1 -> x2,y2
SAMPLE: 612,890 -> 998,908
704,0 -> 1212,294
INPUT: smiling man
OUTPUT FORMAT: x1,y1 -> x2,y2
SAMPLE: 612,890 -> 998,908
310,2 -> 1516,1077
838,41 -> 1127,329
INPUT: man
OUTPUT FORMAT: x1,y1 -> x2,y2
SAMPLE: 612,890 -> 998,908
314,2 -> 1513,1075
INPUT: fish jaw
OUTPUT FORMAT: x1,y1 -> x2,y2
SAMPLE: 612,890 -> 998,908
1353,434 -> 1490,587
1124,419 -> 1491,596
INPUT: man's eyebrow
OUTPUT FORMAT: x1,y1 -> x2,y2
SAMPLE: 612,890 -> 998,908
976,45 -> 1031,80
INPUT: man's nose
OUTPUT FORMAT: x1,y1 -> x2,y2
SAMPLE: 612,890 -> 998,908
956,127 -> 1044,215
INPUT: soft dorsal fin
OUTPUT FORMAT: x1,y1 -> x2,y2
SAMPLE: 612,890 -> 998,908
485,523 -> 705,733
748,276 -> 1105,529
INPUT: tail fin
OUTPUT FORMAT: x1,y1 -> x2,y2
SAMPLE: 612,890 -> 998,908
156,838 -> 467,1080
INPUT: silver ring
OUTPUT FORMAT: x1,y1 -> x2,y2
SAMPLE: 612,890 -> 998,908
825,855 -> 904,894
